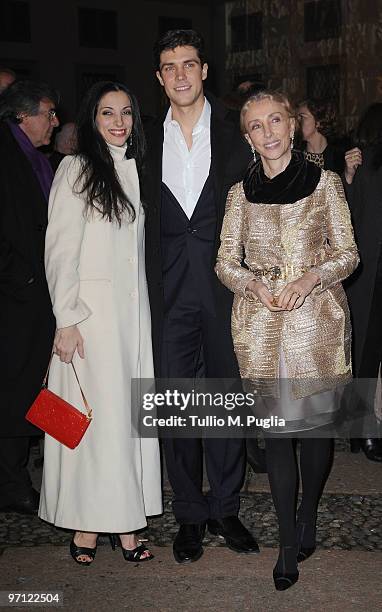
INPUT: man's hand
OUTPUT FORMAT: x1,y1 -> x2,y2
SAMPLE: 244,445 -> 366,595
344,147 -> 362,184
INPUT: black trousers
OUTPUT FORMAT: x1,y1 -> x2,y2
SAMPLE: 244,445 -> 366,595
161,279 -> 245,524
357,262 -> 382,436
0,436 -> 34,507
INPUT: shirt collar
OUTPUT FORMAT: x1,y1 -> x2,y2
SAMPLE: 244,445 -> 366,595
163,97 -> 211,135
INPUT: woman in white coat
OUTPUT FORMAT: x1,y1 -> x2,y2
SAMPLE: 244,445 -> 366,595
39,81 -> 162,565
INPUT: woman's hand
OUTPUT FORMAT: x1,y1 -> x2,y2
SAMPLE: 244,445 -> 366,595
54,325 -> 85,363
344,147 -> 362,184
275,271 -> 320,311
246,279 -> 285,312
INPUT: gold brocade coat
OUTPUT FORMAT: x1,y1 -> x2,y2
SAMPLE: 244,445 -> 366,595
215,171 -> 359,399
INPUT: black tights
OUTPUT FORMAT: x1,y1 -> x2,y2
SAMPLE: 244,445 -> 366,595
265,437 -> 333,547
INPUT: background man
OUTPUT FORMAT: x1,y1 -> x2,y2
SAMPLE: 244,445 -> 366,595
144,29 -> 258,564
49,121 -> 77,172
0,81 -> 59,514
0,67 -> 16,94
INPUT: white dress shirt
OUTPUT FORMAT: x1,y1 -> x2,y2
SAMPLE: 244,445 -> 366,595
162,98 -> 211,219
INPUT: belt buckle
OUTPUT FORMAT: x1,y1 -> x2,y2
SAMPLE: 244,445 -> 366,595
269,266 -> 282,281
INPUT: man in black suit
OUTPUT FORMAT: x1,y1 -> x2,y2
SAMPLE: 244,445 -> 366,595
0,81 -> 58,514
144,29 -> 259,563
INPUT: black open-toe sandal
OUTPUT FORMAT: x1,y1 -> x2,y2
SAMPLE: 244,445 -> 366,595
70,537 -> 97,566
121,542 -> 154,562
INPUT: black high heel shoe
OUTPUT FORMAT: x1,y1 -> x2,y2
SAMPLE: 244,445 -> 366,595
273,546 -> 299,591
109,534 -> 154,562
296,520 -> 316,563
70,535 -> 97,566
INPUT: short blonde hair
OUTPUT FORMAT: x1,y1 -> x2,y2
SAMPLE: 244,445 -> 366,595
240,89 -> 296,134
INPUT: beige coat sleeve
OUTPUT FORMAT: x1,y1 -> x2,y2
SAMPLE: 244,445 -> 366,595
310,171 -> 359,291
215,182 -> 256,298
45,156 -> 92,329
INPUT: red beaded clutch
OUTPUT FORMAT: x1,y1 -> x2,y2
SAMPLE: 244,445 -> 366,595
26,358 -> 92,449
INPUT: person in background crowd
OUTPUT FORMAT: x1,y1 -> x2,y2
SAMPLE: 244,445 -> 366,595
0,67 -> 16,94
221,79 -> 265,112
40,81 -> 162,565
0,81 -> 59,514
144,28 -> 258,565
49,121 -> 77,172
343,103 -> 382,462
297,97 -> 347,174
216,90 -> 358,590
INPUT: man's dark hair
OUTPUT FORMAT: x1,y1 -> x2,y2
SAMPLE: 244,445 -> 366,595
153,29 -> 205,70
0,80 -> 59,122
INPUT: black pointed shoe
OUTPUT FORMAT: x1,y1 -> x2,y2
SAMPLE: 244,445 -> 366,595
173,523 -> 206,564
273,546 -> 299,591
207,516 -> 259,554
273,570 -> 299,591
296,520 -> 316,563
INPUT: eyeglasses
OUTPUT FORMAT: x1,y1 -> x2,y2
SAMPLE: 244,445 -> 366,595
37,109 -> 57,120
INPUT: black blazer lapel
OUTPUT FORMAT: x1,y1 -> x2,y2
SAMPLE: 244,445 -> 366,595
144,118 -> 164,209
210,107 -> 236,217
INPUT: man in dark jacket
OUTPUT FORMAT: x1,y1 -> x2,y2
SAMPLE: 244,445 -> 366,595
0,81 -> 58,514
343,131 -> 382,462
144,29 -> 258,563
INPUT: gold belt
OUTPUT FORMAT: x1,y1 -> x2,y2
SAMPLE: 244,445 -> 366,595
252,264 -> 309,281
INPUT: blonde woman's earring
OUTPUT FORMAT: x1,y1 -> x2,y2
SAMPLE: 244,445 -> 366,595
291,134 -> 294,150
251,144 -> 257,161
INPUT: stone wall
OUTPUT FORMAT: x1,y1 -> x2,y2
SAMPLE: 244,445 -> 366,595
223,0 -> 382,133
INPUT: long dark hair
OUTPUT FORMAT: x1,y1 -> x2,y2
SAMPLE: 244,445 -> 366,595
75,81 -> 145,225
356,103 -> 382,170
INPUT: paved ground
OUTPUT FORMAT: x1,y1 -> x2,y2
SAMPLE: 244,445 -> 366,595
0,442 -> 381,611
1,546 -> 382,612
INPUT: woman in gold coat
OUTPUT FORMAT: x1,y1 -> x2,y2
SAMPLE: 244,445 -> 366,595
215,90 -> 358,591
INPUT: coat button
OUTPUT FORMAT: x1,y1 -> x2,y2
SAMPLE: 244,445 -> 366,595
130,289 -> 138,298
36,224 -> 44,231
27,277 -> 35,284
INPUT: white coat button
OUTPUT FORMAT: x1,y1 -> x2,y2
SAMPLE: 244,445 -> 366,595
130,289 -> 138,298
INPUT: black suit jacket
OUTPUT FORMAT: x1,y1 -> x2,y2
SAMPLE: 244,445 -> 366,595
0,122 -> 55,435
343,147 -> 382,373
143,93 -> 251,374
